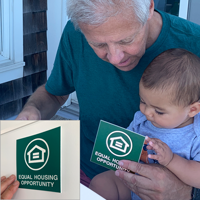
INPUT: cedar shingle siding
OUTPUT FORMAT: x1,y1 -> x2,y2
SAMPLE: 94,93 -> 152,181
0,0 -> 47,119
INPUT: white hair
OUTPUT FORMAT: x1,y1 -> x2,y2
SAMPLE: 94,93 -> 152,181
67,0 -> 151,30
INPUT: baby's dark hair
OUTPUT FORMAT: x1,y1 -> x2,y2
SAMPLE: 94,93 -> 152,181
141,48 -> 200,107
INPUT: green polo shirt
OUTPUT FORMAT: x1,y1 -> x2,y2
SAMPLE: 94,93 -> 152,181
46,9 -> 200,179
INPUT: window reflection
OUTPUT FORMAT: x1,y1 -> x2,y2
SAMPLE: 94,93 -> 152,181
155,0 -> 180,16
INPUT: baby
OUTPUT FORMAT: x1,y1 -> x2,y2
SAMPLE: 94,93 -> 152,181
89,48 -> 200,200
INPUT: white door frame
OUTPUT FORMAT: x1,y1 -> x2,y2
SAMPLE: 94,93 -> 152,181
179,0 -> 189,19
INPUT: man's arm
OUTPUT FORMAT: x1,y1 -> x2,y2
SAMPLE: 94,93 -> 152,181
115,160 -> 192,200
16,84 -> 69,120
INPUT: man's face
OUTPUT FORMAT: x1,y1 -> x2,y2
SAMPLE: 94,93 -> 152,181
80,12 -> 150,71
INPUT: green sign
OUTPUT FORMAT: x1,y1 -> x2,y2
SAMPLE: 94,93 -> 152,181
90,121 -> 145,171
16,127 -> 61,193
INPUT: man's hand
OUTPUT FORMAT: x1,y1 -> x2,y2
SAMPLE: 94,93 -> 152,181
115,160 -> 192,200
15,105 -> 41,120
1,175 -> 19,199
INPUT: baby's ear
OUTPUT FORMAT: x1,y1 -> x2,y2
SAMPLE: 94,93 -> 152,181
188,101 -> 200,117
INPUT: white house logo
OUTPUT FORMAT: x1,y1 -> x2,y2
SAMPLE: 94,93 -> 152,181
106,131 -> 133,157
24,138 -> 50,171
27,145 -> 46,163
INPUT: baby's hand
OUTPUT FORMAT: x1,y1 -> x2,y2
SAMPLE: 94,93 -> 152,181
145,136 -> 174,167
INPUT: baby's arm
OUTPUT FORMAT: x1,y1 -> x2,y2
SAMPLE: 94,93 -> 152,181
145,136 -> 200,188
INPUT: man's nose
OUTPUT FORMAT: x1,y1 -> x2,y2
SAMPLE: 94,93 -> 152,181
106,45 -> 124,65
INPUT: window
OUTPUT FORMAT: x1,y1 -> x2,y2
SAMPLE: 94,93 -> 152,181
155,0 -> 189,19
0,0 -> 25,84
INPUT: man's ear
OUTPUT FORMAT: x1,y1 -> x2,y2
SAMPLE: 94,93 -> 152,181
148,0 -> 154,20
188,101 -> 200,117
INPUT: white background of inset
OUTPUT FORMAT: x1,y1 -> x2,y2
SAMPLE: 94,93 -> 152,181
1,120 -> 80,200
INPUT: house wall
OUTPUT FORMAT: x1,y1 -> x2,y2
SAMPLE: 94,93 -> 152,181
0,0 -> 48,119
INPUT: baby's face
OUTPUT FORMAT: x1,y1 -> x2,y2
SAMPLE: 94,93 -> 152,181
139,82 -> 193,129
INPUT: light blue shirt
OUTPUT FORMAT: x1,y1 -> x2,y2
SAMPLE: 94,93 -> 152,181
128,111 -> 200,200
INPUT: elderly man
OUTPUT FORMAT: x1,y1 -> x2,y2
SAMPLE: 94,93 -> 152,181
10,0 -> 200,199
